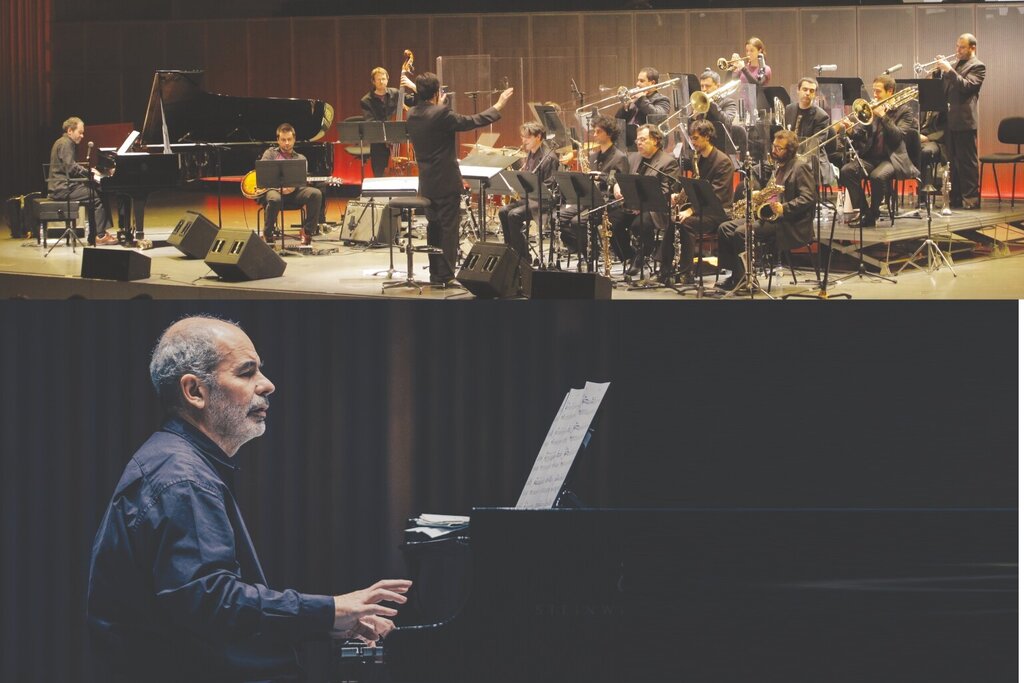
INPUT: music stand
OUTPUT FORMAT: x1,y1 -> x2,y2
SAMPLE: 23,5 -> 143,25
674,177 -> 724,298
513,170 -> 555,268
763,86 -> 791,108
616,173 -> 669,287
338,121 -> 372,183
255,158 -> 307,255
552,171 -> 603,272
461,156 -> 515,242
529,103 -> 570,152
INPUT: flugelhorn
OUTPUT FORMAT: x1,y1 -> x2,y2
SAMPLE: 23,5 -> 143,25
717,56 -> 746,70
914,54 -> 956,73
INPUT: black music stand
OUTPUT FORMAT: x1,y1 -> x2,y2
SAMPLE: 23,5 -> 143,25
674,177 -> 723,298
461,157 -> 515,243
763,86 -> 791,108
255,158 -> 307,255
616,173 -> 669,288
513,170 -> 555,268
552,171 -> 603,273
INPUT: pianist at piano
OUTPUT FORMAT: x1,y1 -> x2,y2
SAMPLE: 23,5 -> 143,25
86,316 -> 411,683
259,123 -> 324,246
47,116 -> 117,245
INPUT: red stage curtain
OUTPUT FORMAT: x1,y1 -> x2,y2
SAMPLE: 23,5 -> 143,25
0,0 -> 51,200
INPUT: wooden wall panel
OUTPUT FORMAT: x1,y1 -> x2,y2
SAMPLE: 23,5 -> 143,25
857,7 -> 916,88
431,15 -> 481,57
204,19 -> 249,99
745,9 -> 800,96
120,23 -> 169,127
336,17 -> 384,122
581,13 -> 633,110
800,8 -> 859,90
292,18 -> 339,110
916,5 -> 975,66
529,13 -> 580,107
689,10 -> 745,82
163,20 -> 208,72
481,15 -> 531,145
637,12 -> 688,78
247,19 -> 292,98
977,4 -> 1024,196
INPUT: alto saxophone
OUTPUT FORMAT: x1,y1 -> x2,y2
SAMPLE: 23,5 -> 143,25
600,208 -> 613,277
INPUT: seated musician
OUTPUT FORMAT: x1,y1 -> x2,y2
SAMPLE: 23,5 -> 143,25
837,75 -> 918,228
695,69 -> 747,159
87,316 -> 411,683
716,130 -> 814,291
612,125 -> 677,277
615,67 -> 671,151
360,67 -> 416,177
259,123 -> 323,245
785,78 -> 830,142
917,109 -> 947,208
659,120 -> 734,284
557,115 -> 630,265
46,116 -> 117,245
498,121 -> 560,261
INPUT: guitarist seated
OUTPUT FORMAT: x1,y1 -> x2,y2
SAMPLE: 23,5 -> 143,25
259,123 -> 323,245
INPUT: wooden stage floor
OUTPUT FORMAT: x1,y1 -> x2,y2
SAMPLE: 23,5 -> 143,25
1,188 -> 1022,300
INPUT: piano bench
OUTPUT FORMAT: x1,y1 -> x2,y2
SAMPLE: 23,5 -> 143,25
33,198 -> 84,247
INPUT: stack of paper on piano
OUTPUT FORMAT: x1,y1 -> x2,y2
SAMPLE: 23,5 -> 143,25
405,513 -> 470,540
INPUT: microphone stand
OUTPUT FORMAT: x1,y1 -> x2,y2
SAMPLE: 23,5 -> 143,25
833,133 -> 896,285
724,153 -> 773,299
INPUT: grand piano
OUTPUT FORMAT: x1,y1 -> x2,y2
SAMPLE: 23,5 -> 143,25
304,507 -> 1016,683
98,70 -> 334,241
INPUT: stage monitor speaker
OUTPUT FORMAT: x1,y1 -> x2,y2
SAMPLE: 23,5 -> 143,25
531,271 -> 612,299
204,230 -> 286,281
456,243 -> 532,298
340,198 -> 400,244
81,247 -> 151,281
168,210 -> 219,259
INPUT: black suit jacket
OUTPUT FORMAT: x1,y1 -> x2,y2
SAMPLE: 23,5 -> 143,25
615,92 -> 671,125
407,102 -> 502,198
936,56 -> 985,131
784,103 -> 829,139
627,148 -> 678,230
773,155 -> 816,251
850,103 -> 919,178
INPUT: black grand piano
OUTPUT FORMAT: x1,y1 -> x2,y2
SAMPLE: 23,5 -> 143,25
97,70 -> 334,241
304,506 -> 1016,683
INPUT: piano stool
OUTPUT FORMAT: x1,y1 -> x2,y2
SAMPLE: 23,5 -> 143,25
383,196 -> 437,294
33,198 -> 84,248
256,205 -> 306,241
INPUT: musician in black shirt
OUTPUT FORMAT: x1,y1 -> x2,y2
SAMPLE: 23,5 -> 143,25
360,67 -> 416,177
499,121 -> 560,261
695,69 -> 746,158
557,115 -> 630,264
660,120 -> 734,283
615,67 -> 671,151
932,34 -> 985,209
612,125 -> 677,276
46,116 -> 116,245
785,78 -> 830,142
259,123 -> 323,245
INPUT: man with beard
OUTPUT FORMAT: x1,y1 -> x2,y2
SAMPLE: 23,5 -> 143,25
716,129 -> 815,290
931,34 -> 985,209
615,67 -> 671,150
87,316 -> 411,683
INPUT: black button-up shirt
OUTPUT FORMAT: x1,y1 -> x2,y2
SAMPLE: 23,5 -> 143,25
87,417 -> 334,682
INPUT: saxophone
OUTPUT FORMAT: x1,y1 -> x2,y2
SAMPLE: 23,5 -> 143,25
600,208 -> 613,277
939,163 -> 952,216
730,179 -> 785,221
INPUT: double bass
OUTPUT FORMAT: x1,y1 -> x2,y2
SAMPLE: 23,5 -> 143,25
387,49 -> 417,176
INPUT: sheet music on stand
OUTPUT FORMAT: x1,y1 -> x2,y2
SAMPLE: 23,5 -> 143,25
516,381 -> 611,509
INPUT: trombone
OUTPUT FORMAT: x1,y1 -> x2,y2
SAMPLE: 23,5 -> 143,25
914,54 -> 956,74
717,56 -> 746,70
657,79 -> 742,135
574,76 -> 681,116
797,86 -> 919,158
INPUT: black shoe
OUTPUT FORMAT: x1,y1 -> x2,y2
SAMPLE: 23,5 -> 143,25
852,215 -> 876,228
962,198 -> 980,210
716,276 -> 738,290
625,256 -> 642,277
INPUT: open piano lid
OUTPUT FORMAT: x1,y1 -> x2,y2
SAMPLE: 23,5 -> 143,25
139,70 -> 334,147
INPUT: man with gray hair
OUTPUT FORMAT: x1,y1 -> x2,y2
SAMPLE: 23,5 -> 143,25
87,316 -> 410,682
46,116 -> 116,245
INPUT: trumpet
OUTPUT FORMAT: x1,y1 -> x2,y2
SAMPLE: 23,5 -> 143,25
914,54 -> 956,73
717,56 -> 746,71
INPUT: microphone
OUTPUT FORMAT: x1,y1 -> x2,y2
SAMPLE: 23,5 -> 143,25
882,63 -> 903,75
813,64 -> 838,72
757,53 -> 766,79
86,141 -> 94,160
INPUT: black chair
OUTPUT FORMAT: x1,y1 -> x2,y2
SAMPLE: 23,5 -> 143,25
979,116 -> 1024,208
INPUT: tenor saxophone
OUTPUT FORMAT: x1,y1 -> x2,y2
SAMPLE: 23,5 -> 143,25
730,180 -> 785,221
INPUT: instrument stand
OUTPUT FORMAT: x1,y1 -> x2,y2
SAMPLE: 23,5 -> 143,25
895,186 -> 956,277
617,173 -> 669,289
725,155 -> 774,299
44,186 -> 85,257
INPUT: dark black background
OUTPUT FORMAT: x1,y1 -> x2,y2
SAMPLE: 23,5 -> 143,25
0,300 -> 1017,681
